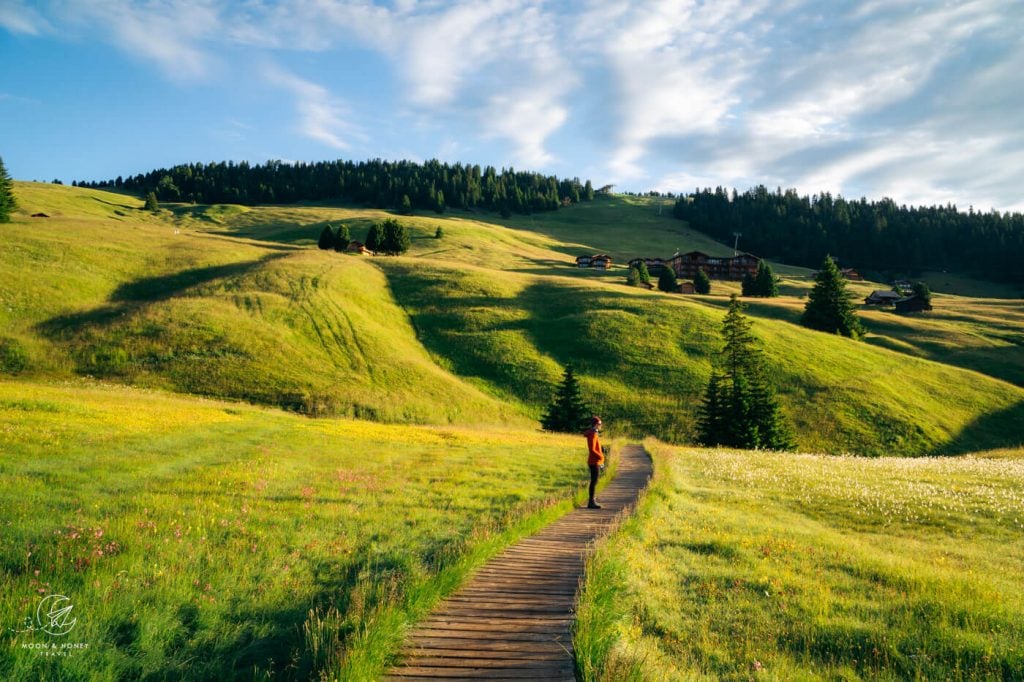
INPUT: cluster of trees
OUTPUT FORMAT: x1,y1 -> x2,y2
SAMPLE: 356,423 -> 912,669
741,261 -> 778,297
317,219 -> 410,255
77,158 -> 596,216
626,262 -> 711,294
626,261 -> 652,288
673,186 -> 1024,283
696,295 -> 795,450
0,156 -> 16,222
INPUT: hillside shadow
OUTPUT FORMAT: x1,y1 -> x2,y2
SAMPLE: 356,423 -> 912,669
209,217 -> 379,247
939,400 -> 1024,455
37,254 -> 287,338
111,257 -> 284,302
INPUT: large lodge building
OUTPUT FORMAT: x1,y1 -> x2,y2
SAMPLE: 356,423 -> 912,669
629,251 -> 761,281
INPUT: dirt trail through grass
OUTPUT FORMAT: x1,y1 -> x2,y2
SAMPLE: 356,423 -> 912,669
385,444 -> 652,681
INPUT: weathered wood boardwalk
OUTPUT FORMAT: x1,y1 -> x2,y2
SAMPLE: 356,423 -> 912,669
385,444 -> 652,681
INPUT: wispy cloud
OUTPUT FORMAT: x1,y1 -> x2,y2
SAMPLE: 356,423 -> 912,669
9,0 -> 1024,210
53,0 -> 220,81
263,63 -> 364,151
0,0 -> 51,35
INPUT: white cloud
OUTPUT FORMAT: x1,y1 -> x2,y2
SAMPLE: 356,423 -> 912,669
10,0 -> 1024,210
54,0 -> 221,80
483,89 -> 568,167
263,64 -> 364,151
0,0 -> 51,35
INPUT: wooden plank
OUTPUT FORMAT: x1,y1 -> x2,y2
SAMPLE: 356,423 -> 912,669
387,665 -> 575,678
408,628 -> 571,642
405,639 -> 571,654
404,647 -> 568,661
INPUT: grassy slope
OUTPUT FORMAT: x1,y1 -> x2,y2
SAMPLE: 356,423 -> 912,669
0,379 -> 584,680
4,182 -> 1023,454
1,182 -> 519,425
575,442 -> 1024,681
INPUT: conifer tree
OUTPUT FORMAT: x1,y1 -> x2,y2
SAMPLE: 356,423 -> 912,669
801,255 -> 864,338
694,268 -> 711,294
144,191 -> 159,213
318,224 -> 335,250
658,267 -> 678,292
0,156 -> 16,223
695,295 -> 794,450
741,271 -> 756,296
434,226 -> 443,239
399,194 -> 413,215
541,366 -> 591,433
911,281 -> 932,305
754,260 -> 779,297
365,222 -> 383,252
743,260 -> 779,297
333,223 -> 351,251
636,261 -> 651,285
626,266 -> 641,287
695,371 -> 725,445
377,218 -> 410,255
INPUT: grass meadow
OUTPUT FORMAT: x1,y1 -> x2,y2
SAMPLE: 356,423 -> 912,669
0,379 -> 593,680
4,181 -> 1024,457
575,442 -> 1024,680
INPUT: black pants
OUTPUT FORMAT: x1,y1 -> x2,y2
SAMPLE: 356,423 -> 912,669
588,464 -> 600,502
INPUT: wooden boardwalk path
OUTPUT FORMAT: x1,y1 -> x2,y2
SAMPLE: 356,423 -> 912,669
385,444 -> 652,681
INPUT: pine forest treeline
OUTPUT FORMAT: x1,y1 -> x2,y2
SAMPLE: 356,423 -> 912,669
78,158 -> 595,215
674,186 -> 1024,284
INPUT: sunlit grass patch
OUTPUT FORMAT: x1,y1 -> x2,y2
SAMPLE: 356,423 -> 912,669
0,380 -> 588,680
575,442 -> 1024,680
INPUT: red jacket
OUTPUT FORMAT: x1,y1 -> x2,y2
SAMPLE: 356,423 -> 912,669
584,428 -> 604,466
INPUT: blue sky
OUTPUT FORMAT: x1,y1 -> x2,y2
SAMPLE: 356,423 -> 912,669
2,0 -> 1022,211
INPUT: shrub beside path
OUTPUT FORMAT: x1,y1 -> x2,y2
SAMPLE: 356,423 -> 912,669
385,444 -> 652,680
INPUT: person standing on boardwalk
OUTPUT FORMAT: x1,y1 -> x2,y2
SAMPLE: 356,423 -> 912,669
584,416 -> 604,509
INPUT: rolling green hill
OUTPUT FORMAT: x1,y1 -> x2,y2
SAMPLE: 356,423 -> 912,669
3,181 -> 1023,455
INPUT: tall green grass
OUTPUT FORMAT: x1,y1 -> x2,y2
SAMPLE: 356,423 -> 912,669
575,441 -> 1024,680
0,379 -> 590,680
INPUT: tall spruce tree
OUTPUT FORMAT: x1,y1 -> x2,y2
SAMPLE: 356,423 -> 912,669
399,194 -> 413,215
365,222 -> 383,252
541,366 -> 591,433
626,266 -> 641,287
636,261 -> 651,285
754,260 -> 779,297
801,255 -> 864,338
144,191 -> 159,212
694,268 -> 711,294
695,295 -> 794,450
333,223 -> 351,251
741,271 -> 756,296
0,156 -> 16,223
743,260 -> 779,297
318,225 -> 335,250
658,267 -> 678,292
